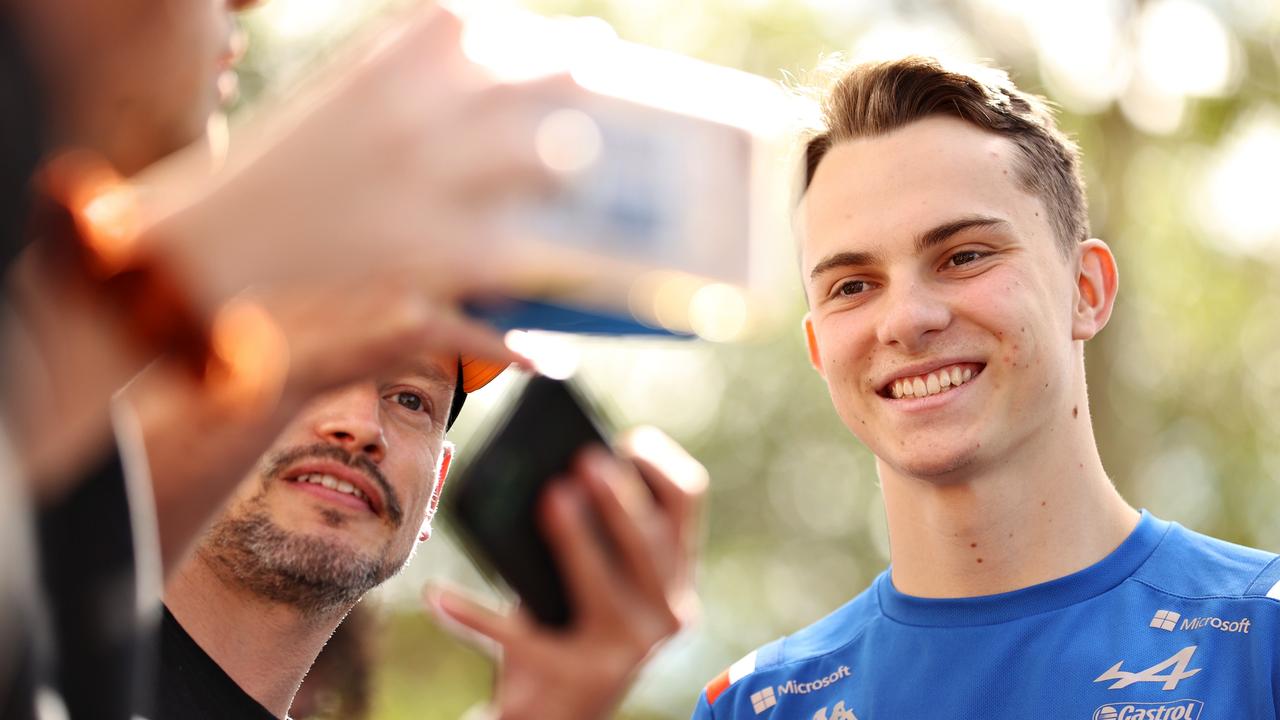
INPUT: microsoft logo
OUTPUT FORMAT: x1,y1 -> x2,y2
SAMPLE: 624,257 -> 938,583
750,687 -> 776,714
1150,610 -> 1181,631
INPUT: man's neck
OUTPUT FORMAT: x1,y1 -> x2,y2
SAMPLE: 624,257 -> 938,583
878,405 -> 1139,599
164,555 -> 346,718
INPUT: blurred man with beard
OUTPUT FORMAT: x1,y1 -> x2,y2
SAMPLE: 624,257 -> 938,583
160,355 -> 705,720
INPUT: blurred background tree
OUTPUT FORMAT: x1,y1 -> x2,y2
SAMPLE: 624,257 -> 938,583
234,1 -> 1280,717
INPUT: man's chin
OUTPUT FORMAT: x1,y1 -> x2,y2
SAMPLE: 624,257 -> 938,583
201,509 -> 396,618
880,445 -> 984,483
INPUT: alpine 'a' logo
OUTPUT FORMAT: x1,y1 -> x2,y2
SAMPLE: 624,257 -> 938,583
811,700 -> 858,720
1093,646 -> 1202,691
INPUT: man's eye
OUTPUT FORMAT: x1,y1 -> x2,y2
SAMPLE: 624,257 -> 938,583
836,279 -> 870,296
393,391 -> 426,413
948,250 -> 985,267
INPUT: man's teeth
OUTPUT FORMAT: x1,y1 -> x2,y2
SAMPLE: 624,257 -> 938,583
295,473 -> 366,501
891,366 -> 975,399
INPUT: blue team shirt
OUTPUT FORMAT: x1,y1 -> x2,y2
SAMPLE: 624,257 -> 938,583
693,512 -> 1280,720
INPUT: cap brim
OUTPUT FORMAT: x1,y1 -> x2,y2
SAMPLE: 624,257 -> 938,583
459,355 -> 508,393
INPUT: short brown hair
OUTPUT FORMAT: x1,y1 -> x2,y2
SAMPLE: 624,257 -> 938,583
799,56 -> 1089,254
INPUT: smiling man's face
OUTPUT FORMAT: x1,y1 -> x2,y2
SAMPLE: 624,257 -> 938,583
199,357 -> 456,615
801,115 -> 1084,481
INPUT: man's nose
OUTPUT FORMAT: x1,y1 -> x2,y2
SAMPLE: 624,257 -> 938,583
874,279 -> 952,353
312,385 -> 387,463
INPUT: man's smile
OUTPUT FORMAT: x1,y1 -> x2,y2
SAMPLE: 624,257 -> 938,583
876,361 -> 986,400
260,442 -> 406,526
282,460 -> 384,517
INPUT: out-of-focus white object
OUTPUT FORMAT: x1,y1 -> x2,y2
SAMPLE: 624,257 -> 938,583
1197,111 -> 1280,256
1135,0 -> 1240,100
452,5 -> 799,342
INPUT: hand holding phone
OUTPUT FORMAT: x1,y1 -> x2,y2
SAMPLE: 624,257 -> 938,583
430,378 -> 708,720
445,375 -> 610,626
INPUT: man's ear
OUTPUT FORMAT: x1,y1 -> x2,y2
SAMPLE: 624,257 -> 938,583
803,314 -> 826,378
1072,239 -> 1119,341
419,441 -> 455,542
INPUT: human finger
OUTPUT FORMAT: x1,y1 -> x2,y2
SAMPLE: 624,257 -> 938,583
539,480 -> 625,621
414,304 -> 530,369
616,426 -> 708,516
616,427 -> 706,563
261,281 -> 529,399
615,427 -> 707,617
423,582 -> 524,655
370,2 -> 473,86
572,447 -> 671,609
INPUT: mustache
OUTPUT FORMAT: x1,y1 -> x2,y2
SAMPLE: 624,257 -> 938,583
261,443 -> 404,526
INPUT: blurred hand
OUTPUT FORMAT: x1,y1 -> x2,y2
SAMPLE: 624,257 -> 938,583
257,274 -> 524,407
4,4 -> 572,499
139,4 -> 578,321
427,427 -> 707,720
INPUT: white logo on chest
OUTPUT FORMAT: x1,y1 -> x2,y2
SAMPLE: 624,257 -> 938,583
1094,646 -> 1202,691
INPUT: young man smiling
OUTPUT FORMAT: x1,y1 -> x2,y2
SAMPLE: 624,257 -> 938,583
693,57 -> 1280,719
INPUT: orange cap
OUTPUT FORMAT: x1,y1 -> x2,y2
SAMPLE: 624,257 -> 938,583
459,355 -> 508,393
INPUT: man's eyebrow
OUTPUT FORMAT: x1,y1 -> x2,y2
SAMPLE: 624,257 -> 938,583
915,215 -> 1010,253
807,216 -> 1010,282
809,249 -> 884,281
400,360 -> 454,389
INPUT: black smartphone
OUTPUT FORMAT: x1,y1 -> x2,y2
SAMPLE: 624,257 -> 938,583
443,374 -> 612,628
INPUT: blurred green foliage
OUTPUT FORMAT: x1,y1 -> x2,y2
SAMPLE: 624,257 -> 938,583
237,1 -> 1280,717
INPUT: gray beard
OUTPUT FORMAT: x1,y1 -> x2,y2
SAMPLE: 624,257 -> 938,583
200,499 -> 400,618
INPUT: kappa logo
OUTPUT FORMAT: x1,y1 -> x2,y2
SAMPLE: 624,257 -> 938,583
1094,646 -> 1202,691
1092,699 -> 1204,720
1149,609 -> 1251,634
